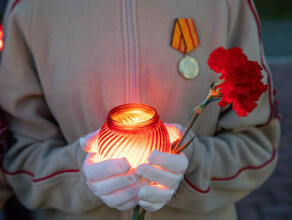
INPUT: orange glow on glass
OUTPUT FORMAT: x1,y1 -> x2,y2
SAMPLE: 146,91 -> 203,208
151,182 -> 168,190
164,124 -> 183,145
0,25 -> 3,51
94,103 -> 171,167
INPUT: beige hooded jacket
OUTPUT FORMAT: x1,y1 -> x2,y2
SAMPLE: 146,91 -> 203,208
0,0 -> 280,219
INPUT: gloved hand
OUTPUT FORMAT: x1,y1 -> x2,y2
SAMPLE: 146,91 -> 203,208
80,130 -> 143,211
136,149 -> 189,212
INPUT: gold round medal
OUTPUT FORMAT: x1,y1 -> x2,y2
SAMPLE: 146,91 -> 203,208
179,55 -> 199,79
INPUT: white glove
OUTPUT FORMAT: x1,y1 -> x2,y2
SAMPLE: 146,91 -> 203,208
81,130 -> 143,210
136,149 -> 189,212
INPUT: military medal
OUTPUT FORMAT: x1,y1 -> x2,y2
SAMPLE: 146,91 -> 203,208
179,55 -> 199,79
171,18 -> 200,79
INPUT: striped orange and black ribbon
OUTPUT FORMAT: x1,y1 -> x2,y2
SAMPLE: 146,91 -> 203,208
171,18 -> 200,54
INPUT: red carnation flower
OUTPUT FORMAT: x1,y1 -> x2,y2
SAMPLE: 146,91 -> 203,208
208,47 -> 268,117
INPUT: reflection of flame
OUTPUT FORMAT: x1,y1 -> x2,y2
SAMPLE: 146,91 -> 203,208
151,182 -> 168,189
88,153 -> 103,164
112,109 -> 154,125
165,124 -> 183,144
0,26 -> 3,51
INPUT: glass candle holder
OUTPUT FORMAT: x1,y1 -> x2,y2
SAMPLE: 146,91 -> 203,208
97,103 -> 170,167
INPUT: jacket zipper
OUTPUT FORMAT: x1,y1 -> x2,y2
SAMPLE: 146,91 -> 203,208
126,0 -> 137,103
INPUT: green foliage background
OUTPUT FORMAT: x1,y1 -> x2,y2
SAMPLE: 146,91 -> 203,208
255,0 -> 292,20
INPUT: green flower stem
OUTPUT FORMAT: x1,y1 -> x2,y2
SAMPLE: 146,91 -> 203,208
138,209 -> 146,220
132,206 -> 146,220
174,87 -> 221,154
132,205 -> 140,220
174,99 -> 210,153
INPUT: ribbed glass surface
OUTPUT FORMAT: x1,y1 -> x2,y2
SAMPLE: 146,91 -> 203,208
97,103 -> 170,167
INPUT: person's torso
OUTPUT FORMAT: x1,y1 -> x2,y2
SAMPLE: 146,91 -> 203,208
29,0 -> 228,145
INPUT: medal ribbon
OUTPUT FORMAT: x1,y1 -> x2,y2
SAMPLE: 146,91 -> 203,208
171,18 -> 200,54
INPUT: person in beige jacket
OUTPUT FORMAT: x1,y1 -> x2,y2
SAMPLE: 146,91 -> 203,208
0,0 -> 280,219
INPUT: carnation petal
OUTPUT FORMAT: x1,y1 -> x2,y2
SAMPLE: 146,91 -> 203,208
207,47 -> 228,73
233,99 -> 257,117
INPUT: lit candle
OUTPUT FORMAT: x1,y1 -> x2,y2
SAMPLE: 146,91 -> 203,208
97,103 -> 171,167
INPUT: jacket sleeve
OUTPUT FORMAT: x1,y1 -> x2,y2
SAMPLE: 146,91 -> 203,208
0,0 -> 102,213
167,0 -> 280,213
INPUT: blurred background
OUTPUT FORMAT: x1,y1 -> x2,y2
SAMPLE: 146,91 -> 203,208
0,0 -> 291,219
236,1 -> 292,220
